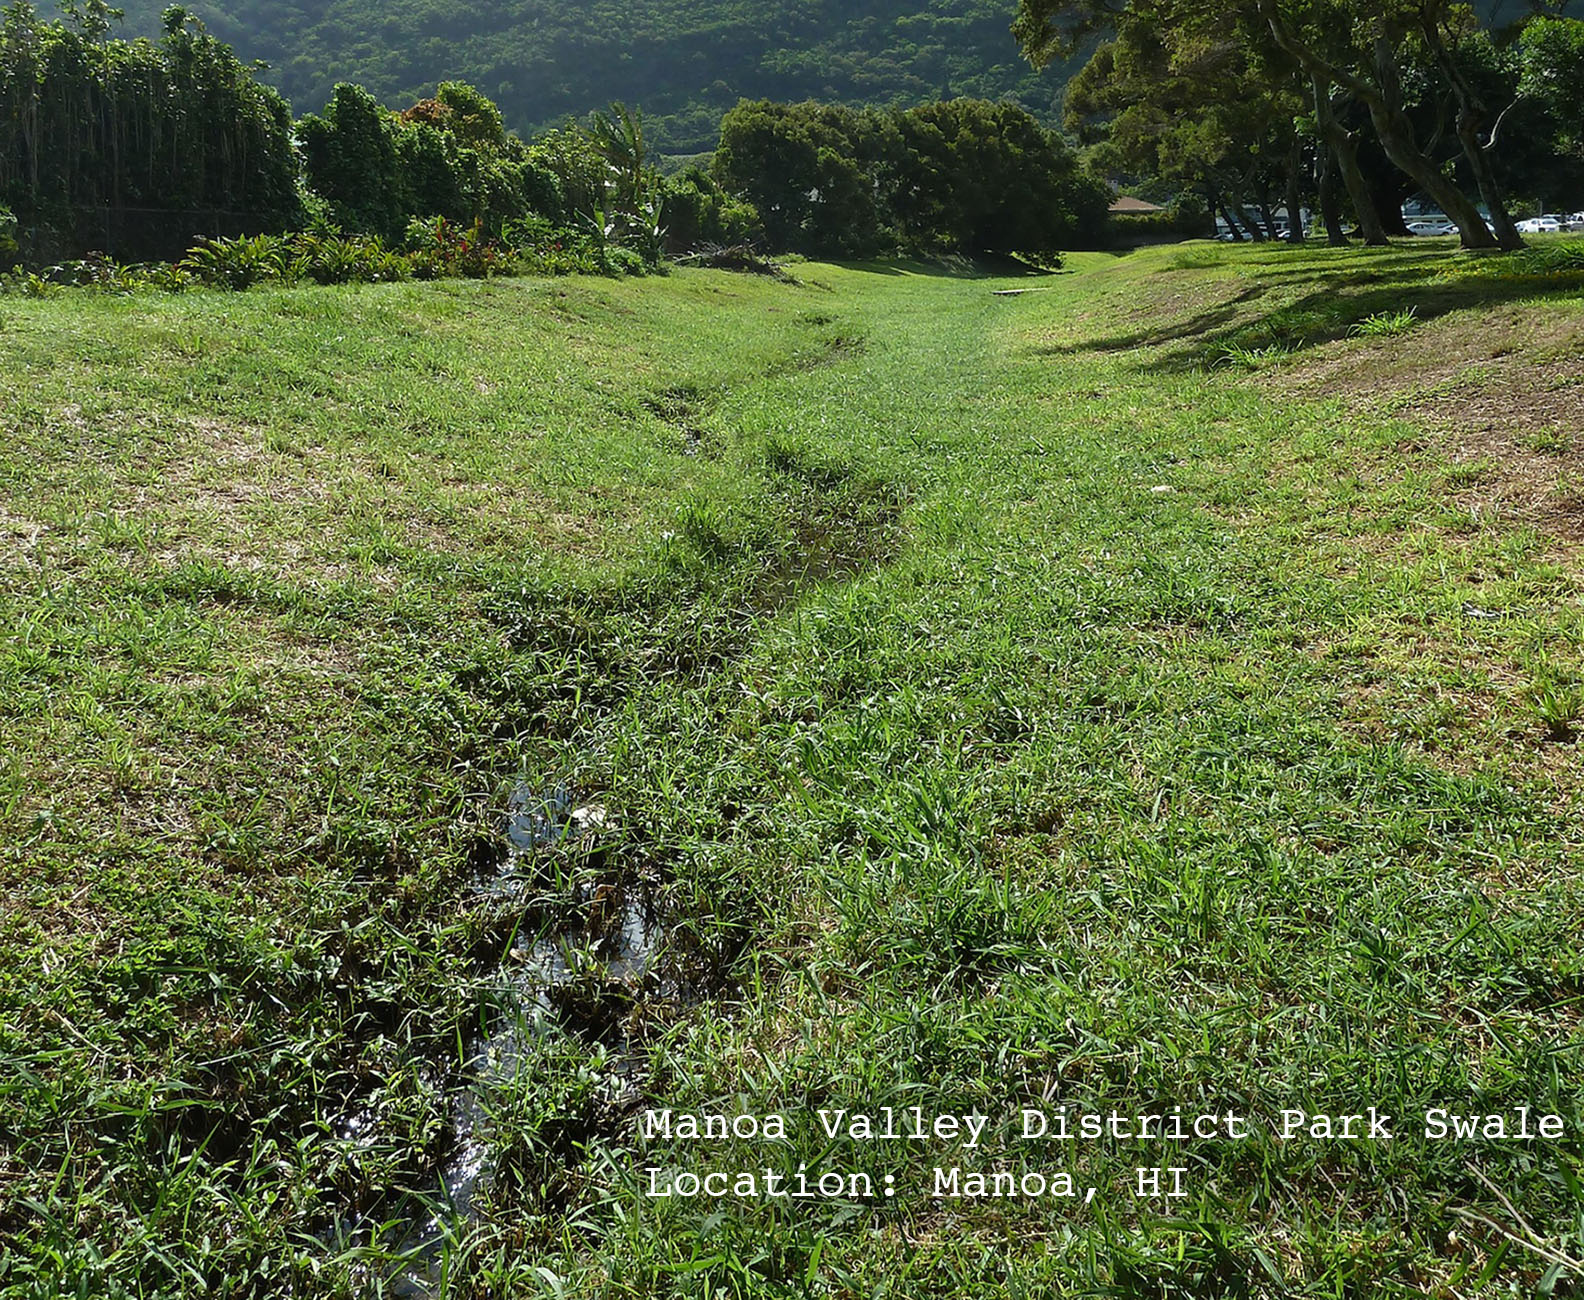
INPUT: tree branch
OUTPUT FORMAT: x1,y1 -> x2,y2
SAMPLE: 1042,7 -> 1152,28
1254,0 -> 1378,106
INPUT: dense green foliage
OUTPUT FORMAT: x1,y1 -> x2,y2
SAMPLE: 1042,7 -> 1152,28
106,0 -> 1080,151
0,3 -> 1109,264
1019,0 -> 1584,251
0,1 -> 299,256
3,216 -> 663,296
715,98 -> 1108,257
1518,16 -> 1584,178
659,164 -> 761,250
0,2 -> 1102,266
297,81 -> 563,239
0,6 -> 692,264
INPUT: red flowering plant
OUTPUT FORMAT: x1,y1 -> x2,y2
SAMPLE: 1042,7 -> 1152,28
403,216 -> 511,279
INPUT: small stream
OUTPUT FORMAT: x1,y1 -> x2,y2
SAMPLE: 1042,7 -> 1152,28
431,786 -> 659,1223
338,784 -> 665,1294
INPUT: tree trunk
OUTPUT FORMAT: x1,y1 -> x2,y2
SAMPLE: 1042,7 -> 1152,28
1284,141 -> 1305,242
1233,197 -> 1265,240
1259,3 -> 1492,247
1365,104 -> 1493,247
1216,195 -> 1245,239
1454,108 -> 1522,249
1317,142 -> 1349,245
1311,75 -> 1388,245
1412,17 -> 1520,248
1360,151 -> 1414,236
1363,36 -> 1496,249
1418,15 -> 1524,251
1258,191 -> 1281,240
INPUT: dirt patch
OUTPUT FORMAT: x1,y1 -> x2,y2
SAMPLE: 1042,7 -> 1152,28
0,507 -> 48,571
1268,304 -> 1578,402
179,415 -> 272,464
1268,303 -> 1584,547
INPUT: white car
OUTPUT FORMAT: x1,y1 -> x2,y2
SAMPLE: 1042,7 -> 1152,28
1516,216 -> 1563,234
1406,220 -> 1456,236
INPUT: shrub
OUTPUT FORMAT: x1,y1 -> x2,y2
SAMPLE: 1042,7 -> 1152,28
2,254 -> 195,295
290,233 -> 409,284
1513,239 -> 1584,275
56,253 -> 137,292
142,263 -> 195,292
180,235 -> 291,289
661,167 -> 762,251
404,216 -> 511,278
603,246 -> 649,276
501,214 -> 558,250
1350,307 -> 1419,337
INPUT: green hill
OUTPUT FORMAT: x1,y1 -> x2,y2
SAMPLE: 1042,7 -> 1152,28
110,0 -> 1074,151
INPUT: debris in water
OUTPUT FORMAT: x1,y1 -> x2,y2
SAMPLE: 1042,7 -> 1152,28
506,784 -> 607,851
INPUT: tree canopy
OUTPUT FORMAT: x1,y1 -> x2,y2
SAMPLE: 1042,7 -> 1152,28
715,98 -> 1109,259
0,1 -> 298,254
1016,0 -> 1584,249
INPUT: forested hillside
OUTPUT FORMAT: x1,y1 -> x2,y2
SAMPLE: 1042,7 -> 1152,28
109,0 -> 1075,150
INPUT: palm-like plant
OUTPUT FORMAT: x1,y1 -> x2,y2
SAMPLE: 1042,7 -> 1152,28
587,102 -> 648,212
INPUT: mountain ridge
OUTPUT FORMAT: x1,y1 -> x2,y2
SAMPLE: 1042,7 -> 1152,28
111,0 -> 1076,151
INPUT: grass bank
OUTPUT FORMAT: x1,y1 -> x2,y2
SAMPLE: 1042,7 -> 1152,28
1,241 -> 1581,1297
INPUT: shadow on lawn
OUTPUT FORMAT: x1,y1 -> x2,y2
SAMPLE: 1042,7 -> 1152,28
1033,244 -> 1584,371
838,252 -> 1059,279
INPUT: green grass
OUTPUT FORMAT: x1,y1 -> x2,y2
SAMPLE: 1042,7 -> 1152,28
1351,306 -> 1419,338
1,241 -> 1582,1298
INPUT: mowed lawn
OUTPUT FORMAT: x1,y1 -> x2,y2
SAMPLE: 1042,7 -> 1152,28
1,243 -> 1581,1297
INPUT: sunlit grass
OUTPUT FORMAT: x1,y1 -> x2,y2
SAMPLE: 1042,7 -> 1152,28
2,243 -> 1582,1297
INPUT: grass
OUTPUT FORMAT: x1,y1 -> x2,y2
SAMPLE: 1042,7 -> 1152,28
1214,340 -> 1297,369
1,240 -> 1582,1298
1351,306 -> 1419,337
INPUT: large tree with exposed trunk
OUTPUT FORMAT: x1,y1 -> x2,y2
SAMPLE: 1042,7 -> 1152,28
1013,0 -> 1527,250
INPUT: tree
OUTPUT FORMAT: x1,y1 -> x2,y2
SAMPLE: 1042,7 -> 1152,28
1251,0 -> 1514,248
1014,0 -> 1525,250
896,99 -> 1108,254
587,101 -> 649,211
298,83 -> 404,236
712,97 -> 1105,258
0,1 -> 298,257
1515,15 -> 1584,202
1060,9 -> 1315,241
435,79 -> 506,150
714,100 -> 901,256
659,164 -> 760,249
393,82 -> 564,233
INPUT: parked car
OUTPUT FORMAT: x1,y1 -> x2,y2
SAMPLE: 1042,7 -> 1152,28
1564,213 -> 1584,232
1406,220 -> 1456,236
1516,215 -> 1563,234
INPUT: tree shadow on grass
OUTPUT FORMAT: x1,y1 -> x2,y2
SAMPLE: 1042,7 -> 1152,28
1031,250 -> 1584,372
836,253 -> 1059,279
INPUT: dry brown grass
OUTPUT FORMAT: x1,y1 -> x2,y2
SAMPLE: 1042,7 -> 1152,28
1269,302 -> 1584,549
